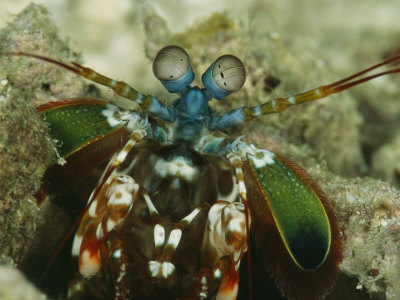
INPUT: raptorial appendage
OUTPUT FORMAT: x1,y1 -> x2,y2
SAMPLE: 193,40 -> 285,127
71,123 -> 148,277
72,174 -> 140,276
201,201 -> 248,299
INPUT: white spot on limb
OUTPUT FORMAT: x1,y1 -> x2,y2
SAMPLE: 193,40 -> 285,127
200,290 -> 208,298
154,224 -> 165,248
288,96 -> 296,104
88,199 -> 98,217
71,235 -> 83,256
227,217 -> 244,236
180,206 -> 202,225
110,189 -> 133,207
106,218 -> 117,232
214,269 -> 222,279
113,249 -> 122,259
161,262 -> 175,278
102,104 -> 124,127
107,177 -> 137,207
238,181 -> 246,197
148,261 -> 161,277
167,229 -> 182,250
115,262 -> 127,298
154,156 -> 199,182
206,202 -> 225,235
199,276 -> 208,299
96,222 -> 104,239
114,125 -> 147,165
147,261 -> 176,279
116,139 -> 135,163
105,176 -> 138,226
252,106 -> 262,116
80,249 -> 101,277
205,202 -> 248,265
143,190 -> 159,216
248,149 -> 275,168
233,251 -> 241,264
117,262 -> 126,284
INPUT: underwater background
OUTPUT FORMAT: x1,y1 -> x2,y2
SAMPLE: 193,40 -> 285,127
0,0 -> 399,299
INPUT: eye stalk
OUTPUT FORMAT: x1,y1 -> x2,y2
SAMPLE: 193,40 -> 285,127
153,45 -> 195,93
202,55 -> 246,100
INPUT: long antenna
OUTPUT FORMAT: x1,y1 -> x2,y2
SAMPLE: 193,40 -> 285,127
248,55 -> 400,118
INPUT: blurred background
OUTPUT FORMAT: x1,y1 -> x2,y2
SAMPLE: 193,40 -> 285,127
1,0 -> 399,94
1,1 -> 400,299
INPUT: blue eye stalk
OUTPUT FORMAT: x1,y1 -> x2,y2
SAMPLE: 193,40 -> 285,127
149,46 -> 250,139
152,45 -> 195,93
153,46 -> 246,99
202,54 -> 246,100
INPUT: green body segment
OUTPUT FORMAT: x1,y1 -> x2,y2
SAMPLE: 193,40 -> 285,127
247,150 -> 331,270
41,102 -> 124,158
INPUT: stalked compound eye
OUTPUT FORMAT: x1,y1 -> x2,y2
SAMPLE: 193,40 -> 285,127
153,46 -> 195,93
202,55 -> 246,100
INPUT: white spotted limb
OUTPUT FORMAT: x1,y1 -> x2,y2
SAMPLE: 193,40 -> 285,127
71,127 -> 147,277
147,196 -> 206,283
202,200 -> 249,300
200,141 -> 254,299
